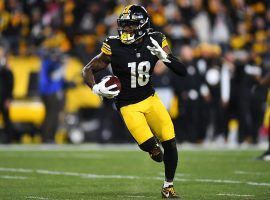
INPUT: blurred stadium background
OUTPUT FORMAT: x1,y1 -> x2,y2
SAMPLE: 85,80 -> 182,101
1,1 -> 270,200
0,0 -> 269,147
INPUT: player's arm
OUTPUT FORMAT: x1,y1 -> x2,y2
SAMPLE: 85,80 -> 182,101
162,45 -> 187,76
82,52 -> 119,98
82,52 -> 111,88
147,37 -> 187,76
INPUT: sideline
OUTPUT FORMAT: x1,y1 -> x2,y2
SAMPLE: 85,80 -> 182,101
0,143 -> 267,151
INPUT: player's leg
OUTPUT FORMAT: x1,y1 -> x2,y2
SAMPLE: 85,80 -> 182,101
257,116 -> 270,161
0,105 -> 12,143
139,136 -> 163,162
120,104 -> 163,162
145,94 -> 179,198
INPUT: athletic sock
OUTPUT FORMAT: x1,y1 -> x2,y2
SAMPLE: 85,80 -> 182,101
162,138 -> 178,182
163,181 -> 173,188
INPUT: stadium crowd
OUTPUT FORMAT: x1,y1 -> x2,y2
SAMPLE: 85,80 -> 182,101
0,0 -> 269,145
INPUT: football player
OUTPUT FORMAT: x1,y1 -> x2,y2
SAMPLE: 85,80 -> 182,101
255,72 -> 270,161
82,4 -> 186,198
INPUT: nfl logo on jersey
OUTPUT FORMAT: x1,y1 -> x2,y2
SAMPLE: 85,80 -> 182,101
136,53 -> 141,58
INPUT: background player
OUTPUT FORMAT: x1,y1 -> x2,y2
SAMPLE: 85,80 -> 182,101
82,5 -> 186,198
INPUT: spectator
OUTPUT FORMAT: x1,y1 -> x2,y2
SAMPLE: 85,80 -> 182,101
39,48 -> 66,143
199,44 -> 227,144
0,47 -> 14,143
171,45 -> 204,142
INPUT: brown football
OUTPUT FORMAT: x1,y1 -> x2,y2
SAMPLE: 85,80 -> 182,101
103,75 -> 121,91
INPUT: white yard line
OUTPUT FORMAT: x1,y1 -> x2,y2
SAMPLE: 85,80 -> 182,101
0,167 -> 270,188
26,196 -> 70,200
0,175 -> 28,179
247,182 -> 270,186
26,196 -> 49,200
217,193 -> 254,197
158,172 -> 190,177
195,178 -> 242,184
117,195 -> 153,199
0,167 -> 33,173
36,169 -> 139,179
235,170 -> 269,176
0,153 -> 103,159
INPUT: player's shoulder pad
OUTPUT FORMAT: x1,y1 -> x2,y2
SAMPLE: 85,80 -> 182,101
148,31 -> 168,48
101,35 -> 119,56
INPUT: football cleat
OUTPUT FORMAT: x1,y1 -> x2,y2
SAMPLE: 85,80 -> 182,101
257,150 -> 270,161
161,185 -> 181,199
149,144 -> 163,162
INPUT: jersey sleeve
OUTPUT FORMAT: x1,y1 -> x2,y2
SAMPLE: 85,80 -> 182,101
150,32 -> 169,48
161,33 -> 169,48
101,38 -> 112,56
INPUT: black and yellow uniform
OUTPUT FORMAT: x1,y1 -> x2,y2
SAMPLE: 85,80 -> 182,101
84,5 -> 185,195
101,32 -> 172,144
101,32 -> 168,108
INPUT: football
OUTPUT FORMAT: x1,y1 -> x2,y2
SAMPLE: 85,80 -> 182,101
103,75 -> 121,91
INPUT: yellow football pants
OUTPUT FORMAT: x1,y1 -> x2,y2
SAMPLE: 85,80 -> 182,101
120,93 -> 175,145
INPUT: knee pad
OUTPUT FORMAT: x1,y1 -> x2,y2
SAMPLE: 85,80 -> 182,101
139,137 -> 163,162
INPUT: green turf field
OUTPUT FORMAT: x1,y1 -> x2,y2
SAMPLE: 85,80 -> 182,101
0,145 -> 269,200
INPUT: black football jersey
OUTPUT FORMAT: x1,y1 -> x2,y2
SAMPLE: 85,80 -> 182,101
101,32 -> 169,108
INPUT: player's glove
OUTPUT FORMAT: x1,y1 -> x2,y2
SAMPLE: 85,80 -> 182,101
147,37 -> 171,63
92,77 -> 120,99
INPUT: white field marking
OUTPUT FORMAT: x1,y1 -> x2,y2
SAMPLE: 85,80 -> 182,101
36,169 -> 139,180
151,177 -> 164,181
195,178 -> 242,184
175,173 -> 190,177
217,193 -> 254,197
0,143 -> 266,151
0,167 -> 33,173
0,175 -> 28,179
235,170 -> 269,176
158,172 -> 190,177
26,196 -> 49,200
174,178 -> 189,182
0,153 -> 103,159
117,195 -> 153,199
1,167 -> 270,187
247,182 -> 270,186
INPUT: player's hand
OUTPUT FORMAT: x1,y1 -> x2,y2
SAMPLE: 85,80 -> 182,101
92,77 -> 120,99
147,37 -> 171,63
